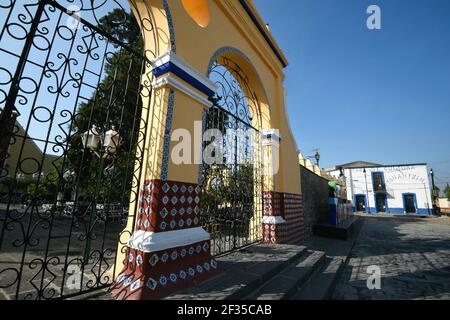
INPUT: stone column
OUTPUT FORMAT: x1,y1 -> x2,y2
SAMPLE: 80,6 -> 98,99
260,130 -> 286,244
261,130 -> 305,245
110,52 -> 221,300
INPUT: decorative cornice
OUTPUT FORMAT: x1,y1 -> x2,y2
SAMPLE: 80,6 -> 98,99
128,227 -> 211,253
152,51 -> 217,98
261,129 -> 282,142
152,74 -> 213,108
262,216 -> 286,224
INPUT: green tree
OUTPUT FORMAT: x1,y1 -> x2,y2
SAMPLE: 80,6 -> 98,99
445,183 -> 450,201
433,186 -> 441,199
64,9 -> 144,203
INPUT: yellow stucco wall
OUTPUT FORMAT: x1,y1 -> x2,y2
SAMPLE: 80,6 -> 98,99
158,0 -> 301,194
116,0 -> 304,276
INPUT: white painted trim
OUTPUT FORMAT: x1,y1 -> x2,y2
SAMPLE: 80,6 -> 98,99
262,216 -> 286,224
152,51 -> 218,93
261,129 -> 282,141
128,227 -> 211,253
152,75 -> 213,108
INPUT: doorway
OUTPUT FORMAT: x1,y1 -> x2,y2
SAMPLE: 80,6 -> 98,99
403,194 -> 417,214
375,194 -> 387,213
355,195 -> 366,212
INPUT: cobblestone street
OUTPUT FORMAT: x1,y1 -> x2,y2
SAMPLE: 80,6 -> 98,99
333,215 -> 450,300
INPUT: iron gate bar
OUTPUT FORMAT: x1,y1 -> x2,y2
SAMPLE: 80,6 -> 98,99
0,2 -> 46,130
48,0 -> 146,58
212,103 -> 260,133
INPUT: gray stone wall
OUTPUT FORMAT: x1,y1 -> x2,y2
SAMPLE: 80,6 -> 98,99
300,165 -> 330,239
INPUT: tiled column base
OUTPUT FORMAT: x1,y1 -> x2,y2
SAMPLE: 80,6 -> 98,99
262,216 -> 287,244
263,191 -> 305,245
110,236 -> 221,300
111,179 -> 222,300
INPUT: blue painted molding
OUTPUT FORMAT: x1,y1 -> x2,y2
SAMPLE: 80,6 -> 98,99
153,62 -> 215,97
238,0 -> 287,68
161,89 -> 175,182
162,0 -> 176,53
371,208 -> 431,215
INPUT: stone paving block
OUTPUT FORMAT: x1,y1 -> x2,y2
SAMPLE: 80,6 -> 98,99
332,216 -> 450,300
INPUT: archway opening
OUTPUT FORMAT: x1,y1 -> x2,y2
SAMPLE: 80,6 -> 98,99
200,55 -> 267,255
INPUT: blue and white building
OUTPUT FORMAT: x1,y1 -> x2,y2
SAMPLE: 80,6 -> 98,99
326,161 -> 433,215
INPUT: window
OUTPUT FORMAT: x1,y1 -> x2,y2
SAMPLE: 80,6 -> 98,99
372,172 -> 386,193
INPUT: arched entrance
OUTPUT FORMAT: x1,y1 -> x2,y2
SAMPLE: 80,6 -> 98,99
1,0 -> 305,300
200,55 -> 266,255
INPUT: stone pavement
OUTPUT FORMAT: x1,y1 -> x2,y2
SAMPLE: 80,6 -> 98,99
166,244 -> 307,300
333,215 -> 450,300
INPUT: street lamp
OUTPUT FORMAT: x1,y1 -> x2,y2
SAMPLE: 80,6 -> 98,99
363,168 -> 371,214
81,125 -> 121,263
314,151 -> 320,168
81,125 -> 100,151
81,125 -> 121,158
339,167 -> 345,180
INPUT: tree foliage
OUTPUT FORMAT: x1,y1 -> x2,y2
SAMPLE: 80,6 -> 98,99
40,9 -> 144,205
445,183 -> 450,201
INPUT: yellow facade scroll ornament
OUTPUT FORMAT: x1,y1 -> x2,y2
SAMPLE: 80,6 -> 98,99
182,0 -> 211,28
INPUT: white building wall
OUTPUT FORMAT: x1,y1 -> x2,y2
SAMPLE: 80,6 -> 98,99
329,164 -> 432,215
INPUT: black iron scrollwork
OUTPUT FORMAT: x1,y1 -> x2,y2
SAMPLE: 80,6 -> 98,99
201,57 -> 264,256
0,0 -> 157,300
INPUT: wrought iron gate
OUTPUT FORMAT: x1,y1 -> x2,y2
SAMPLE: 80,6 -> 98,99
201,57 -> 265,256
0,0 -> 155,300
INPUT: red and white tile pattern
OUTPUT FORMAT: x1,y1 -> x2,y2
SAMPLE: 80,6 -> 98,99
135,180 -> 202,233
263,191 -> 305,245
111,179 -> 220,300
111,239 -> 220,300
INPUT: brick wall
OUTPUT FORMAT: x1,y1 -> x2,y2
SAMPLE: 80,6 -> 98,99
300,165 -> 329,239
263,191 -> 305,245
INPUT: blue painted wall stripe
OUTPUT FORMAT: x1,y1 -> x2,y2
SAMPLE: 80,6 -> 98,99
239,0 -> 288,68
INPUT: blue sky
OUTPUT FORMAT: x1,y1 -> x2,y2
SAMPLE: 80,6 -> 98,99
253,0 -> 450,190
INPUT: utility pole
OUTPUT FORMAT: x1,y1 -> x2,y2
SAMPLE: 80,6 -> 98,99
430,168 -> 437,215
430,168 -> 436,193
423,183 -> 431,215
363,168 -> 371,214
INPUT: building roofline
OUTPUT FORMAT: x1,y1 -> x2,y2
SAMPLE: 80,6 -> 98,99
329,163 -> 428,171
14,120 -> 60,160
239,0 -> 288,68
